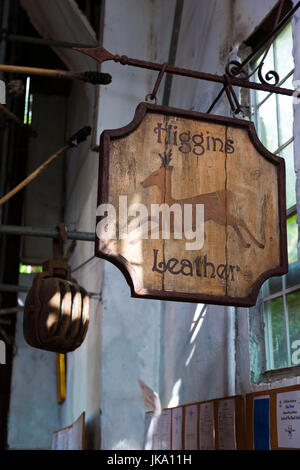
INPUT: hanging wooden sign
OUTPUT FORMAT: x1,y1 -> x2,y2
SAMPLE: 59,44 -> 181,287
95,103 -> 287,307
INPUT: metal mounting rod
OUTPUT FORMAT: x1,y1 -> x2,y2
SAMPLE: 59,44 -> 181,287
0,224 -> 95,241
74,46 -> 299,98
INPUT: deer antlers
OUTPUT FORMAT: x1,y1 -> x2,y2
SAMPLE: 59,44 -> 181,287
158,150 -> 172,168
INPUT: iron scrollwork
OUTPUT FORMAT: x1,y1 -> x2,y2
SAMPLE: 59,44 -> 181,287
225,58 -> 280,86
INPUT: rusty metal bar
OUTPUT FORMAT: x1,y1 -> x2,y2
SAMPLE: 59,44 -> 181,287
74,46 -> 299,99
0,224 -> 95,242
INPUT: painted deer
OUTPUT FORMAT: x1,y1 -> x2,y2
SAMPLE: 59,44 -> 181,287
140,150 -> 264,249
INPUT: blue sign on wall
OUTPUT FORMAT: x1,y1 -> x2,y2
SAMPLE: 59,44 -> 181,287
253,397 -> 270,450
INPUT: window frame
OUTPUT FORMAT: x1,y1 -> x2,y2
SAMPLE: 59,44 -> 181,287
246,20 -> 300,378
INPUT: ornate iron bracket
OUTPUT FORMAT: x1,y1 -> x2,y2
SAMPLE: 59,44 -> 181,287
225,59 -> 280,87
73,3 -> 300,114
225,0 -> 284,90
72,0 -> 300,115
73,45 -> 298,102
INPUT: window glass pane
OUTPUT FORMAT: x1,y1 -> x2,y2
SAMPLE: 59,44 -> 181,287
287,291 -> 300,366
280,143 -> 296,209
265,297 -> 287,369
256,93 -> 278,151
286,213 -> 300,290
263,214 -> 298,294
274,23 -> 294,82
253,21 -> 297,373
277,74 -> 294,146
287,213 -> 298,264
262,276 -> 283,297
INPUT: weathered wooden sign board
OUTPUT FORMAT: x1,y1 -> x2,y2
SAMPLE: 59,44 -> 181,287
95,103 -> 287,307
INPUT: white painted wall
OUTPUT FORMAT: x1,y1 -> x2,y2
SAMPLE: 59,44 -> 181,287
55,0 -> 176,451
98,0 -> 175,450
8,275 -> 59,449
57,79 -> 103,449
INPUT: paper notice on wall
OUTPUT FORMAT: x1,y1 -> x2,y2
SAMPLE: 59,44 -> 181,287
217,399 -> 236,450
52,412 -> 85,450
52,426 -> 72,450
277,390 -> 300,449
184,404 -> 198,450
152,416 -> 161,450
172,407 -> 183,450
138,379 -> 161,415
199,402 -> 215,450
158,409 -> 171,450
152,409 -> 171,450
144,412 -> 154,450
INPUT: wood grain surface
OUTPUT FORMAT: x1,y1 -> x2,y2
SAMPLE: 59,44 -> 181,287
96,103 -> 287,306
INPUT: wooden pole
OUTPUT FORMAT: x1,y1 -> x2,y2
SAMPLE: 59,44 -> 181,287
0,64 -> 83,80
0,103 -> 37,136
0,144 -> 69,206
0,64 -> 111,84
0,125 -> 91,207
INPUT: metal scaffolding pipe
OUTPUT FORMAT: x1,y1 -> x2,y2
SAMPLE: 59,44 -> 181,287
0,283 -> 29,293
0,283 -> 102,301
0,227 -> 100,300
0,306 -> 23,315
1,32 -> 97,50
0,224 -> 95,241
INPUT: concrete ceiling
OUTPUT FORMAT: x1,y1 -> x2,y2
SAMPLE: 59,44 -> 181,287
20,0 -> 99,71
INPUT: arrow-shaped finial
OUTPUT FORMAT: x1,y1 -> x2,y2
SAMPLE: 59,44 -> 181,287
73,46 -> 117,65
